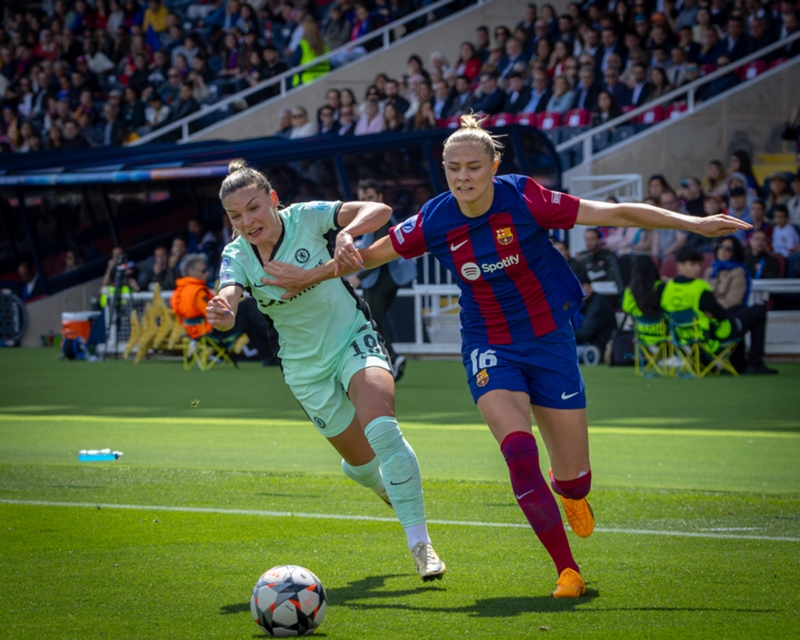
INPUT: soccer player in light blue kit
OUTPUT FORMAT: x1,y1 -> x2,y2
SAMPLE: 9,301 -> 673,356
264,115 -> 751,598
206,160 -> 445,581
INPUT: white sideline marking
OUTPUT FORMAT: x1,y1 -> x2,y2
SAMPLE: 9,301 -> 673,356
2,499 -> 799,543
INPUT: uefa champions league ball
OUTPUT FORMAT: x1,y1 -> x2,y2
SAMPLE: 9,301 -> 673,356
250,565 -> 327,636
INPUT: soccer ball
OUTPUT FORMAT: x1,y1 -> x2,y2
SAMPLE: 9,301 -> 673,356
250,565 -> 327,637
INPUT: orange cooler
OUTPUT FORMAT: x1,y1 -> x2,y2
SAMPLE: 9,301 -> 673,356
61,311 -> 100,341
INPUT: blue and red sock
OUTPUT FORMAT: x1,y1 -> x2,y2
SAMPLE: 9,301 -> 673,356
501,431 -> 579,575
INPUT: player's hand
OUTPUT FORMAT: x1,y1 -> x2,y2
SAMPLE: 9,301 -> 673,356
694,214 -> 753,238
260,261 -> 311,300
334,230 -> 363,276
207,296 -> 234,329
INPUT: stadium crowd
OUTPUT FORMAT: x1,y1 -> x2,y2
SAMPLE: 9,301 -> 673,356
0,0 -> 472,151
2,0 -> 799,150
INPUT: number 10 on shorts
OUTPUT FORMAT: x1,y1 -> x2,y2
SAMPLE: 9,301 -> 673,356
470,348 -> 497,376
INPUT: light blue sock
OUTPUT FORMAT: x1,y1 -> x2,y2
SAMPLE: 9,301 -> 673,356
341,456 -> 385,495
364,416 -> 427,538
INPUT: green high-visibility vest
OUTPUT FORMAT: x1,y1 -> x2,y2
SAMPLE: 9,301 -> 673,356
622,286 -> 667,346
292,40 -> 330,87
661,278 -> 731,351
99,285 -> 132,309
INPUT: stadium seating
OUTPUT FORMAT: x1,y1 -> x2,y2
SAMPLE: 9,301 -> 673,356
537,112 -> 562,130
738,60 -> 767,80
634,105 -> 665,125
514,112 -> 537,127
489,113 -> 515,127
665,103 -> 688,120
564,109 -> 592,128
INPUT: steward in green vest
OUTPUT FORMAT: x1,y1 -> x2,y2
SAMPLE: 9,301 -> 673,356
659,248 -> 776,374
291,21 -> 330,87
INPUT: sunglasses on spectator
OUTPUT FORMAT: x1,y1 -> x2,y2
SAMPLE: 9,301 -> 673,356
292,112 -> 305,118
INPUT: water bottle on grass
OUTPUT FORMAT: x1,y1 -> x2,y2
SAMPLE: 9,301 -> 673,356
78,449 -> 123,462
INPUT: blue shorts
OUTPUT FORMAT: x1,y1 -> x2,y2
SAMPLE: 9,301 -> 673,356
462,323 -> 586,409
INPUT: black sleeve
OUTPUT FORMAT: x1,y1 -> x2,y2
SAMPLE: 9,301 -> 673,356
699,290 -> 728,320
332,201 -> 345,230
574,296 -> 613,343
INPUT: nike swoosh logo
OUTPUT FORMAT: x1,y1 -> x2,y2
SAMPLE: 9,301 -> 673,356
515,489 -> 535,500
389,477 -> 413,486
450,239 -> 469,251
561,391 -> 580,400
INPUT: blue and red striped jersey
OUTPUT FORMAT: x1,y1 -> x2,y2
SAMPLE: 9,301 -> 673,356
389,174 -> 584,344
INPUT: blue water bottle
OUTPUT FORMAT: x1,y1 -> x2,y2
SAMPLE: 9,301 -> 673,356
78,449 -> 123,462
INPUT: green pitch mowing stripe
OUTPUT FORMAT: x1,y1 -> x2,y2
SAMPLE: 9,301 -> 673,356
3,498 -> 800,542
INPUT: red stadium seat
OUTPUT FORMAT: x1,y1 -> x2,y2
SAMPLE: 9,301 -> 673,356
660,254 -> 677,279
635,105 -> 665,125
773,253 -> 786,278
564,108 -> 591,127
666,103 -> 688,120
514,112 -> 537,126
441,115 -> 461,129
738,60 -> 766,79
700,63 -> 717,76
701,252 -> 715,275
489,113 -> 515,127
769,58 -> 788,69
538,111 -> 562,129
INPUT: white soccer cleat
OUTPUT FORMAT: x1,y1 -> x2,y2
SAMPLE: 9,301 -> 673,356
411,542 -> 446,582
375,487 -> 393,507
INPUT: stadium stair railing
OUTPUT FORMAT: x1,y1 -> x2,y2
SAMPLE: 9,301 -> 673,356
131,0 -> 490,146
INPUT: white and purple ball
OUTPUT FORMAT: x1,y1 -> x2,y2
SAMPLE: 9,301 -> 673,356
250,565 -> 327,637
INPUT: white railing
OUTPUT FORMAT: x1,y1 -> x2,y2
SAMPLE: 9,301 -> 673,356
132,0 -> 488,146
556,30 -> 800,169
566,174 -> 643,202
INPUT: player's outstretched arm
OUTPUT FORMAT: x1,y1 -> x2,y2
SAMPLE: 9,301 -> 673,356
206,285 -> 242,331
334,201 -> 393,273
576,200 -> 752,238
261,236 -> 401,300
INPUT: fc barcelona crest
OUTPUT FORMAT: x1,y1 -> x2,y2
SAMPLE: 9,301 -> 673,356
495,227 -> 514,245
476,369 -> 489,387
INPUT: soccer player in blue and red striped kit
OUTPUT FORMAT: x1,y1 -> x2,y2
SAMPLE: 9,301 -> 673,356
262,114 -> 751,597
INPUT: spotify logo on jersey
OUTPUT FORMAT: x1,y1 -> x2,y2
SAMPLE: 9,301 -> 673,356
461,262 -> 481,281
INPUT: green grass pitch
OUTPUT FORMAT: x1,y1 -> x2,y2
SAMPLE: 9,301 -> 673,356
1,349 -> 798,639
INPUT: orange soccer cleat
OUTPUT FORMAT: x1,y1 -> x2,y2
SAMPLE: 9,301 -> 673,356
552,567 -> 586,599
549,469 -> 595,538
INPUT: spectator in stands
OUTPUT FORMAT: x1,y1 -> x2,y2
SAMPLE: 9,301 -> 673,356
629,62 -> 652,107
404,78 -> 433,120
99,101 -> 126,146
706,236 -> 749,307
604,224 -> 639,256
62,119 -> 90,149
703,159 -> 729,197
699,24 -> 725,65
574,67 -> 600,112
143,0 -> 168,34
407,99 -> 437,132
158,67 -> 183,106
383,78 -> 410,116
602,66 -> 630,107
747,200 -> 773,243
500,37 -> 529,79
698,55 -> 740,101
678,177 -> 705,216
355,98 -> 384,135
337,105 -> 356,136
62,249 -> 81,274
323,3 -> 352,52
121,85 -> 146,132
728,186 -> 754,239
578,227 -> 624,295
548,40 -> 571,77
729,150 -> 760,195
646,67 -> 673,103
444,75 -> 476,118
290,14 -> 330,87
500,71 -> 530,115
544,75 -> 575,115
553,240 -> 584,277
382,102 -> 404,132
647,175 -> 672,201
17,260 -> 45,301
788,174 -> 800,225
722,16 -> 750,62
775,12 -> 800,58
162,82 -> 199,129
169,236 -> 187,279
472,71 -> 505,115
288,105 -> 317,138
260,44 -> 288,87
138,244 -> 175,291
188,217 -> 219,269
748,17 -> 773,53
453,42 -> 481,83
517,69 -> 548,114
318,105 -> 340,135
667,248 -> 776,375
591,90 -> 622,127
746,229 -> 781,279
431,80 -> 450,120
475,25 -> 491,62
772,205 -> 800,258
407,53 -> 430,81
765,173 -> 792,216
653,191 -> 689,257
142,93 -> 170,133
599,27 -> 626,73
